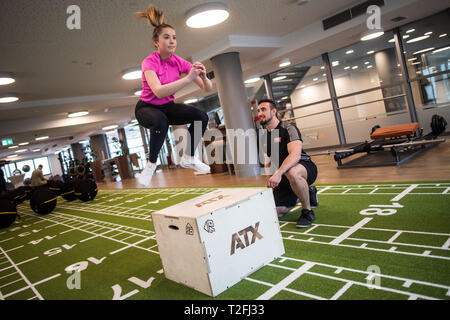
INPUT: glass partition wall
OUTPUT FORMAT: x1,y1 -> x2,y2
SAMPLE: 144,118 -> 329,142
264,9 -> 449,149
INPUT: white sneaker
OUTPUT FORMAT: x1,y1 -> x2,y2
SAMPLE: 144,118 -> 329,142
137,162 -> 157,186
180,155 -> 210,174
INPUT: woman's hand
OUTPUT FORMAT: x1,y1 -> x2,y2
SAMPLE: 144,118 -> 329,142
193,61 -> 207,78
187,66 -> 202,82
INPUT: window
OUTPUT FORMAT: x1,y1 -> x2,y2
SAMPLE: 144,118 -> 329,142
124,124 -> 147,169
33,157 -> 51,175
106,130 -> 121,157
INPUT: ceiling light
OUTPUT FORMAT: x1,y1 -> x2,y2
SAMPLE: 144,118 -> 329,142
16,149 -> 27,153
320,66 -> 325,70
411,61 -> 421,65
366,50 -> 375,55
413,47 -> 435,55
281,96 -> 288,100
432,46 -> 450,54
131,119 -> 138,124
7,155 -> 17,158
102,125 -> 118,131
32,148 -> 40,152
364,61 -> 370,65
121,67 -> 141,80
273,76 -> 287,81
407,35 -> 430,43
331,61 -> 339,67
185,2 -> 229,28
0,72 -> 15,85
35,136 -> 49,141
300,85 -> 306,88
134,89 -> 142,96
68,111 -> 89,118
439,34 -> 447,38
8,146 -> 18,149
184,98 -> 198,104
406,29 -> 415,33
403,35 -> 410,39
344,66 -> 351,70
279,59 -> 291,67
424,31 -> 433,35
313,77 -> 318,81
0,94 -> 19,103
18,142 -> 29,146
408,57 -> 417,61
366,65 -> 373,69
352,66 -> 358,69
322,73 -> 326,77
345,50 -> 354,54
361,29 -> 384,41
388,38 -> 395,43
244,76 -> 260,84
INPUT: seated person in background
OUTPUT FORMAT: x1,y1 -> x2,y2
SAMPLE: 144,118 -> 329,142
31,165 -> 47,187
257,99 -> 319,228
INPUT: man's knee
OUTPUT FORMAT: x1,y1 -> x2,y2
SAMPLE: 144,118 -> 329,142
285,164 -> 307,183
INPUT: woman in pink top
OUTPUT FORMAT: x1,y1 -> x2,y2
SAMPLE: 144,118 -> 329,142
134,4 -> 213,186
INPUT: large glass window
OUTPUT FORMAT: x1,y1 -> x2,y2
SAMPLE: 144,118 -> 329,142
106,130 -> 121,157
268,56 -> 339,148
124,124 -> 146,169
3,156 -> 51,180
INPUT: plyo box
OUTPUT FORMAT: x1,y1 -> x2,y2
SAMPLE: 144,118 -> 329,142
152,187 -> 285,297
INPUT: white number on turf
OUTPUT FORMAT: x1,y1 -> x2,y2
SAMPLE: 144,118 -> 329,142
360,203 -> 403,216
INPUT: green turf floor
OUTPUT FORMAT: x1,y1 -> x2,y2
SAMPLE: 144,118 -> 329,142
0,182 -> 449,300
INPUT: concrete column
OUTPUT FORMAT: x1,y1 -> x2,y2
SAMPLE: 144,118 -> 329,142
70,143 -> 85,163
89,134 -> 110,160
210,52 -> 260,178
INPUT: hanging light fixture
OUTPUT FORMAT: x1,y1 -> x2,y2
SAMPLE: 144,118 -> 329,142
185,2 -> 229,28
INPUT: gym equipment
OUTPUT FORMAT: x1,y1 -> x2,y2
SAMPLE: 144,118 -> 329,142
61,180 -> 77,201
152,188 -> 284,297
22,165 -> 30,172
48,180 -> 64,196
331,118 -> 446,169
17,186 -> 33,200
76,164 -> 86,176
1,189 -> 27,206
68,166 -> 77,176
30,188 -> 57,215
74,179 -> 98,202
0,198 -> 17,229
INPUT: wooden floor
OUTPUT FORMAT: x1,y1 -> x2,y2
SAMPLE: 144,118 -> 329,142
99,140 -> 450,190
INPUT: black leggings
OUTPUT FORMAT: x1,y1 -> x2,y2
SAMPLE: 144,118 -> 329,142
135,100 -> 209,163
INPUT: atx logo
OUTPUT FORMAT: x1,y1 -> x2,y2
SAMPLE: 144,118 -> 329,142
230,222 -> 263,255
195,194 -> 229,207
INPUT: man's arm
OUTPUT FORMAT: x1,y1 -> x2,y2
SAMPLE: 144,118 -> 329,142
267,140 -> 302,188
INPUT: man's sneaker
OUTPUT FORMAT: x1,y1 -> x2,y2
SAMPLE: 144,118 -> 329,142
137,162 -> 157,186
309,185 -> 319,208
296,209 -> 315,228
180,155 -> 210,174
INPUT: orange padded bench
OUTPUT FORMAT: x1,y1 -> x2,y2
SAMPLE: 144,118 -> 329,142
370,122 -> 419,140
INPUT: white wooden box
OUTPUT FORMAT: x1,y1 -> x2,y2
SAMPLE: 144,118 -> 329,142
152,187 -> 285,297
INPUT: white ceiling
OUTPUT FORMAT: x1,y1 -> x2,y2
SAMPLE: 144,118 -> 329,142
0,0 -> 447,160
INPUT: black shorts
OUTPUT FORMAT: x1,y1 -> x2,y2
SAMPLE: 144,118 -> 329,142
273,160 -> 318,207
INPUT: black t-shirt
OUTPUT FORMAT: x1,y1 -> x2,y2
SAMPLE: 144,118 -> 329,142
263,120 -> 310,166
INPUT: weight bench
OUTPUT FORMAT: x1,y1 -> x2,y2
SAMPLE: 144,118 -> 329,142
333,121 -> 446,169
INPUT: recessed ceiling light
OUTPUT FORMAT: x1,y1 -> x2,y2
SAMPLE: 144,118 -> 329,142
407,35 -> 430,43
439,33 -> 447,38
32,148 -> 40,152
346,50 -> 354,54
366,50 -> 375,55
185,2 -> 229,28
121,67 -> 141,80
366,65 -> 373,69
361,30 -> 384,41
16,149 -> 27,153
102,125 -> 118,131
184,98 -> 198,104
424,31 -> 433,35
388,38 -> 395,43
413,47 -> 435,55
406,29 -> 415,33
364,61 -> 370,65
344,66 -> 351,70
331,61 -> 339,67
0,94 -> 19,103
7,154 -> 17,158
411,61 -> 421,65
279,59 -> 291,68
79,140 -> 89,144
403,35 -> 410,39
281,96 -> 288,100
68,111 -> 89,118
408,57 -> 417,61
35,136 -> 49,141
8,145 -> 18,149
244,76 -> 260,84
273,76 -> 287,81
0,72 -> 15,85
320,66 -> 325,70
18,142 -> 29,146
313,77 -> 318,81
352,66 -> 358,69
432,46 -> 450,54
134,89 -> 142,96
322,73 -> 326,77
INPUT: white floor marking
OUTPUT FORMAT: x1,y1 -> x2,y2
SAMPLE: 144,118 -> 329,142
387,231 -> 403,243
256,262 -> 315,300
330,218 -> 372,245
391,184 -> 418,202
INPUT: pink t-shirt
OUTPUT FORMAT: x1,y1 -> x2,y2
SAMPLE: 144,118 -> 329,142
140,52 -> 192,105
